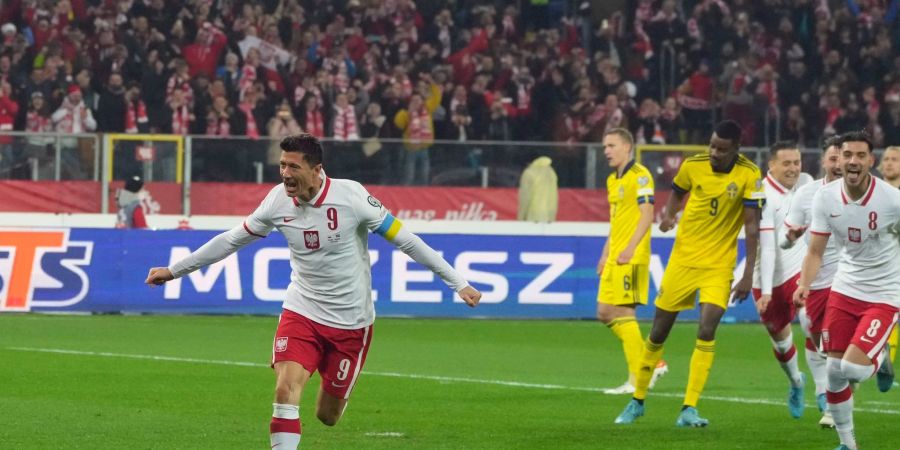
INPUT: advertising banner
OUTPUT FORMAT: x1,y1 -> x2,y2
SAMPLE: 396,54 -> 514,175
0,228 -> 759,322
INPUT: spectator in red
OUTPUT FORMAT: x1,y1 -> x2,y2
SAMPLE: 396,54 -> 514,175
331,91 -> 359,140
167,88 -> 193,135
676,59 -> 714,143
299,94 -> 325,138
205,95 -> 233,136
166,59 -> 193,111
237,87 -> 261,139
182,23 -> 227,78
124,82 -> 149,134
266,100 -> 302,170
238,48 -> 259,101
0,80 -> 19,177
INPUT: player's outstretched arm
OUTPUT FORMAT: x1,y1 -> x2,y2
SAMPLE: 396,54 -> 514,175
732,206 -> 760,303
374,213 -> 480,307
147,224 -> 264,285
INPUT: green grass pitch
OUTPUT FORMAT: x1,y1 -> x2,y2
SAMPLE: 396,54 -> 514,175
1,314 -> 897,449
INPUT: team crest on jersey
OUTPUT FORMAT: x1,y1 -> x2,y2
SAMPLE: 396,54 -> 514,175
848,227 -> 861,243
755,179 -> 763,190
304,230 -> 320,249
822,330 -> 830,343
618,186 -> 625,199
275,337 -> 289,352
726,182 -> 738,199
638,176 -> 649,186
367,196 -> 382,208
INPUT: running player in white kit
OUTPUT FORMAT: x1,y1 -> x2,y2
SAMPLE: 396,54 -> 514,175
751,141 -> 813,419
145,134 -> 482,449
783,135 -> 843,428
794,131 -> 900,450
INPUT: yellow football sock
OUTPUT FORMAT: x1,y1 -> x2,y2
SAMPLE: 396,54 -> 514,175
684,339 -> 716,408
608,317 -> 644,381
633,339 -> 664,400
889,325 -> 898,363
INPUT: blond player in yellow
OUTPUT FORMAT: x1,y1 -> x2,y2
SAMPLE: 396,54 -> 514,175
615,120 -> 764,427
597,128 -> 668,395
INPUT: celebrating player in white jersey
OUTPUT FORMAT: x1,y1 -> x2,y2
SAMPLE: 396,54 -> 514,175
794,131 -> 900,450
145,134 -> 482,449
783,135 -> 843,428
877,146 -> 900,368
751,141 -> 813,419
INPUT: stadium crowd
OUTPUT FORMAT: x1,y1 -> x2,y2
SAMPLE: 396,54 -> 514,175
0,0 -> 898,162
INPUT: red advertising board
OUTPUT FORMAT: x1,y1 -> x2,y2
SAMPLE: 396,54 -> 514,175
1,181 -> 672,222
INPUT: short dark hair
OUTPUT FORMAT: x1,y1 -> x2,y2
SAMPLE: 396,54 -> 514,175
769,140 -> 798,158
280,133 -> 323,166
714,120 -> 743,145
822,134 -> 843,152
840,130 -> 874,152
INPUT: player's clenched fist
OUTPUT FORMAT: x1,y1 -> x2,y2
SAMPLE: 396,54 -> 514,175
793,285 -> 809,308
659,214 -> 677,232
145,267 -> 174,286
457,286 -> 482,307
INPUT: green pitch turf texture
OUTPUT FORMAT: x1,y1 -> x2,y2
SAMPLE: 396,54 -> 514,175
1,315 -> 898,449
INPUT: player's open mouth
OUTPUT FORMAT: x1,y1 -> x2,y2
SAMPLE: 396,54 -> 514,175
845,169 -> 861,183
283,180 -> 298,191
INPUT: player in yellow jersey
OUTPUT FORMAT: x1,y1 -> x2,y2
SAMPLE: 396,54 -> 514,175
615,120 -> 765,427
596,128 -> 668,395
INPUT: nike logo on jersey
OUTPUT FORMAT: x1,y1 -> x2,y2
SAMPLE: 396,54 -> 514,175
331,381 -> 347,388
860,336 -> 873,344
830,213 -> 841,218
284,217 -> 296,223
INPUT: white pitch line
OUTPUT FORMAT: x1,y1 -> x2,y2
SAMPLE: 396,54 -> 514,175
6,347 -> 268,368
364,432 -> 405,438
7,347 -> 900,415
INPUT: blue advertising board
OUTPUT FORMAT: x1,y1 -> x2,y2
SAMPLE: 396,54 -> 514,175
0,228 -> 759,321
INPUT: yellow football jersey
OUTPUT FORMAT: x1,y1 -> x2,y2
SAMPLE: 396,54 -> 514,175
670,153 -> 764,269
607,161 -> 655,265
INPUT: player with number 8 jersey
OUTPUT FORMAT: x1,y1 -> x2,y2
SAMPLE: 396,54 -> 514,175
795,131 -> 900,450
144,134 -> 482,450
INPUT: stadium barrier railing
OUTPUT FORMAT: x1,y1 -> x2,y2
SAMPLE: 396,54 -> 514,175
1,131 -> 878,216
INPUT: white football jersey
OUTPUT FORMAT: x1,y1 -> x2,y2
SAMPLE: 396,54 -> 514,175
809,176 -> 900,307
783,178 -> 840,290
241,173 -> 466,329
753,172 -> 813,290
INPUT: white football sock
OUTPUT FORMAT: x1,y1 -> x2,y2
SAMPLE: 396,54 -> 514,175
827,357 -> 857,450
805,341 -> 828,396
271,403 -> 301,449
772,334 -> 803,387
